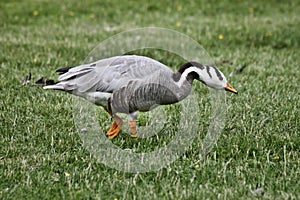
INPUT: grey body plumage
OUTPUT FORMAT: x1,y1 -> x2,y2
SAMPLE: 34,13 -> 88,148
45,55 -> 193,113
44,55 -> 237,138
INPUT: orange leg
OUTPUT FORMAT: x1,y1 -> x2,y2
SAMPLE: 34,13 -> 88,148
104,106 -> 123,139
106,115 -> 123,139
129,121 -> 137,137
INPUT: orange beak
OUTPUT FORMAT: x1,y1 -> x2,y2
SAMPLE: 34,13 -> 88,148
225,83 -> 238,94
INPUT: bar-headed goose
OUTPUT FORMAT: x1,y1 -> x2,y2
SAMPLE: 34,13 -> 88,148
44,55 -> 237,139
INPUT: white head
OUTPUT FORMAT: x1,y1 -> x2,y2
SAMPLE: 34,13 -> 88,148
177,62 -> 238,94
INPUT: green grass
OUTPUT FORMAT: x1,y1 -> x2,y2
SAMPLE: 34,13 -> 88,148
1,0 -> 299,199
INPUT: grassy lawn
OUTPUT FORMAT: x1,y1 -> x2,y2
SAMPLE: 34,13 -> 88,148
1,0 -> 299,199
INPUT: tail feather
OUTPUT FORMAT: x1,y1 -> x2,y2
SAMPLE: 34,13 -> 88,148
58,65 -> 94,81
43,63 -> 96,91
43,84 -> 65,90
56,67 -> 72,74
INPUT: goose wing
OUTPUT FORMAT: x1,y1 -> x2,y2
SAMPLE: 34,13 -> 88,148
54,55 -> 173,93
97,55 -> 173,92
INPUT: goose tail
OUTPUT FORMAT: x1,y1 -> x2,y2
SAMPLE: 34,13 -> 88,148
43,84 -> 65,90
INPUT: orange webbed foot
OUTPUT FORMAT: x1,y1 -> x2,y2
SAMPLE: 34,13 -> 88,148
106,116 -> 123,139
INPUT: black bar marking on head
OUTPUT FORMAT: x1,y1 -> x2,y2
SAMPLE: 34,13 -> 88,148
90,63 -> 96,67
212,67 -> 223,80
178,61 -> 204,74
206,66 -> 212,78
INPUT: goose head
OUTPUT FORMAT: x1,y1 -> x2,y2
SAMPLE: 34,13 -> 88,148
177,61 -> 238,94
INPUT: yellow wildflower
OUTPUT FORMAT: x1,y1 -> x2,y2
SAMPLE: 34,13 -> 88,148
33,10 -> 39,16
218,34 -> 224,40
248,7 -> 254,14
177,5 -> 182,12
195,164 -> 200,169
265,31 -> 272,37
90,14 -> 95,19
176,21 -> 181,27
273,155 -> 279,160
69,11 -> 74,17
64,172 -> 71,177
33,58 -> 37,63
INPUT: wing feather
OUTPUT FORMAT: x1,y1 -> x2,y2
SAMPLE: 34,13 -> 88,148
46,55 -> 173,94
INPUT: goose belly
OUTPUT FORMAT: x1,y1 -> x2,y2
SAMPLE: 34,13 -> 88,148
110,81 -> 180,114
